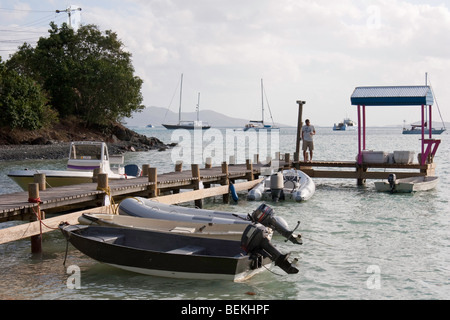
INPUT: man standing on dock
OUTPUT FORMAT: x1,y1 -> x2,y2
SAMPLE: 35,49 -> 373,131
302,119 -> 315,162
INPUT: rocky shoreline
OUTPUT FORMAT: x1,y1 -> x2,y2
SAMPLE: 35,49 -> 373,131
0,122 -> 173,161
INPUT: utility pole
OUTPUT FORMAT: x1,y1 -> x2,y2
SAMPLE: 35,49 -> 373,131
56,5 -> 82,30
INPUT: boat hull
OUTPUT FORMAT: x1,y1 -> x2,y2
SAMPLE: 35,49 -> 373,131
374,176 -> 439,193
7,169 -> 133,190
60,224 -> 271,281
402,129 -> 446,135
248,170 -> 315,202
78,213 -> 249,241
162,124 -> 211,130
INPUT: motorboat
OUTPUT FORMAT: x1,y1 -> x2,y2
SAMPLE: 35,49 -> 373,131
248,169 -> 315,202
374,174 -> 439,193
78,213 -> 250,241
7,141 -> 141,190
119,199 -> 303,245
59,223 -> 299,281
333,118 -> 356,131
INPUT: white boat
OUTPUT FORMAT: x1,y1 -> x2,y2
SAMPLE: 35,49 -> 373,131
78,213 -> 250,241
243,79 -> 279,131
7,141 -> 141,190
333,118 -> 356,131
374,174 -> 439,193
248,169 -> 315,202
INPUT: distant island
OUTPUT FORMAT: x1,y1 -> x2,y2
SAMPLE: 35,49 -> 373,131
125,106 -> 292,128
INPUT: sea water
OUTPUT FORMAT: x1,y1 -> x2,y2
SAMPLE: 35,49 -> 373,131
0,127 -> 449,300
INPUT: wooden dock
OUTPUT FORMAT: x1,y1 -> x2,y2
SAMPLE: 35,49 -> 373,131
0,155 -> 437,248
0,161 -> 269,222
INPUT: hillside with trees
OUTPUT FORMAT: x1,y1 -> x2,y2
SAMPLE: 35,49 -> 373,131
0,22 -> 160,150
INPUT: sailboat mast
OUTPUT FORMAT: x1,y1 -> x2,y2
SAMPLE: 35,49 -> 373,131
261,79 -> 264,124
178,74 -> 183,124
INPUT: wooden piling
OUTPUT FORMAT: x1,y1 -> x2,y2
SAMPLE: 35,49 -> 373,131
222,162 -> 229,203
296,100 -> 306,157
97,173 -> 108,190
205,157 -> 212,169
175,161 -> 183,172
28,183 -> 42,254
191,164 -> 202,208
284,153 -> 291,169
33,173 -> 46,191
246,159 -> 254,181
142,164 -> 150,177
148,167 -> 158,198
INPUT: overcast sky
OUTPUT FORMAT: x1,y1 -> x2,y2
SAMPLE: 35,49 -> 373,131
1,0 -> 449,127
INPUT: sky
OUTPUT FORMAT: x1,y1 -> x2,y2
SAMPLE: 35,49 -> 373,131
1,0 -> 449,127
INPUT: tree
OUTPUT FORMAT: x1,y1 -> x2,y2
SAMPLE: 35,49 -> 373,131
0,58 -> 53,130
6,23 -> 144,127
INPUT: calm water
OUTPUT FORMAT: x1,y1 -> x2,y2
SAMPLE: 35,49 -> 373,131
0,127 -> 449,300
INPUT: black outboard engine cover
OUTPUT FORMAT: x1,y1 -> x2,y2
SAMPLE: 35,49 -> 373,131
388,174 -> 397,193
241,225 -> 299,274
249,204 -> 302,245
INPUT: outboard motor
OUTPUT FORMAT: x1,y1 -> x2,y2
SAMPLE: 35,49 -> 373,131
241,224 -> 299,274
249,203 -> 302,245
270,172 -> 285,202
388,174 -> 397,193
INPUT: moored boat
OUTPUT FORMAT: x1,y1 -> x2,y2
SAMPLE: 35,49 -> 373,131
7,141 -> 141,190
119,199 -> 303,245
374,174 -> 439,193
248,169 -> 315,202
59,223 -> 299,281
78,213 -> 250,241
333,118 -> 356,131
118,197 -> 251,224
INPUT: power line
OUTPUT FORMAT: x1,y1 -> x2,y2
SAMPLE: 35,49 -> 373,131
0,8 -> 55,13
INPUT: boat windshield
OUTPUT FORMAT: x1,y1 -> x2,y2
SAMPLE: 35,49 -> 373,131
70,144 -> 106,160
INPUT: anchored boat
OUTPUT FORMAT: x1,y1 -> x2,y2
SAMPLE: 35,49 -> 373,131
7,141 -> 141,190
248,169 -> 315,202
374,174 -> 439,193
119,199 -> 303,245
78,213 -> 251,241
59,223 -> 299,281
333,118 -> 356,131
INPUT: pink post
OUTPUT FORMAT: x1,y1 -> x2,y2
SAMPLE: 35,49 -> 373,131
429,105 -> 432,139
357,105 -> 362,164
421,105 -> 425,165
362,105 -> 366,150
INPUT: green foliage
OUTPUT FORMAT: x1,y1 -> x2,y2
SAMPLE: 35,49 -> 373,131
0,59 -> 53,130
6,23 -> 144,127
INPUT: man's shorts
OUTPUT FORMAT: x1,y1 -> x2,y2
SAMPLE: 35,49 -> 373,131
302,140 -> 314,151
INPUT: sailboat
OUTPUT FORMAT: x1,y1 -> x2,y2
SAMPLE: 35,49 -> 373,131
162,74 -> 211,130
402,73 -> 446,135
243,79 -> 279,131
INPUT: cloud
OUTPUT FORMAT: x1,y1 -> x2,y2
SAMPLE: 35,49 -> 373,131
2,0 -> 449,126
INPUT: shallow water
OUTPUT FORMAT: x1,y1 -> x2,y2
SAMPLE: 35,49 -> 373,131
0,127 -> 449,300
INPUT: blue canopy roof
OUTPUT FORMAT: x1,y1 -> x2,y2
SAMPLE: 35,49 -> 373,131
351,86 -> 434,106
